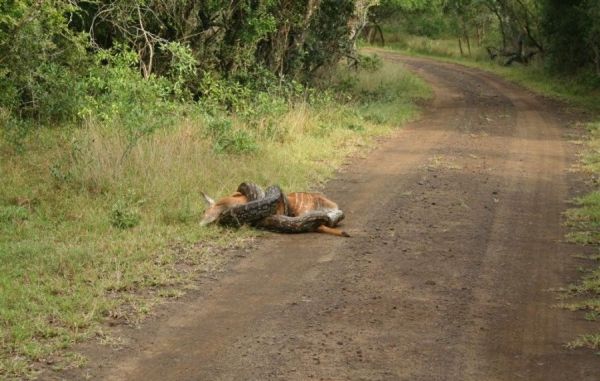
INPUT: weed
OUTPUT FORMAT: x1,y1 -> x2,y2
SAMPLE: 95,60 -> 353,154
206,117 -> 258,154
161,196 -> 198,225
0,117 -> 32,154
110,201 -> 141,230
0,205 -> 29,223
358,53 -> 383,72
585,311 -> 600,321
567,334 -> 600,350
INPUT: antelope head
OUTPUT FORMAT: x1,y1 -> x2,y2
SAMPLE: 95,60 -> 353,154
200,192 -> 219,226
200,191 -> 247,226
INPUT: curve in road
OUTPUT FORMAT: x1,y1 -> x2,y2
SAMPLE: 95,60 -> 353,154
58,53 -> 599,381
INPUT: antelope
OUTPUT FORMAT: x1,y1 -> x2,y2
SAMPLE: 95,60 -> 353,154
200,189 -> 350,237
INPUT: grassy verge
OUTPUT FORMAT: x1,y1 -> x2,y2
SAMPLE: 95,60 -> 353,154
371,34 -> 600,350
0,59 -> 430,379
561,120 -> 600,351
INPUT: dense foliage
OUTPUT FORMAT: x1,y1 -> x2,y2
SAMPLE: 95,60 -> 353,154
542,0 -> 600,75
3,0 -> 596,129
373,0 -> 600,76
0,0 -> 379,127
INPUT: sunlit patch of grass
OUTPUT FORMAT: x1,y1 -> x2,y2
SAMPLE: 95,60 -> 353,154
561,121 -> 600,350
356,63 -> 430,127
582,122 -> 600,173
0,58 -> 430,378
565,191 -> 600,244
567,334 -> 600,351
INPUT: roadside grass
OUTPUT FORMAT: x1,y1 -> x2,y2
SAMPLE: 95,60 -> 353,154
383,31 -> 482,61
561,121 -> 600,350
0,59 -> 430,379
368,33 -> 600,351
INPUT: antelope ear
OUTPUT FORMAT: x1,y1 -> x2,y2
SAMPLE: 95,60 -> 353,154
200,191 -> 215,207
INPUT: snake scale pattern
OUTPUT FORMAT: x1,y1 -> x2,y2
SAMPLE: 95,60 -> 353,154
216,182 -> 344,234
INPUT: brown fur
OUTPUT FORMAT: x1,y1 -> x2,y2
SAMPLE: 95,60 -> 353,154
201,191 -> 349,237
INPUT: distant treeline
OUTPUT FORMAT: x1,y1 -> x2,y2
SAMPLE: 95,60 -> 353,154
375,0 -> 600,75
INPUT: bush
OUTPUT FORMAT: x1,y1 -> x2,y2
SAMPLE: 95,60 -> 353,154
358,54 -> 383,72
110,193 -> 143,229
0,0 -> 88,122
0,115 -> 32,154
82,47 -> 180,158
206,117 -> 258,154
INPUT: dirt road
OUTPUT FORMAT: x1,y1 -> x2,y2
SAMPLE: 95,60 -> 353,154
61,54 -> 599,380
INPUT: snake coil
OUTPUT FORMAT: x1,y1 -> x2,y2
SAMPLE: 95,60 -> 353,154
217,182 -> 344,233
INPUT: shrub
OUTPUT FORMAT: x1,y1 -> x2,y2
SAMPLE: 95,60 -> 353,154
110,192 -> 143,229
205,117 -> 258,154
82,47 -> 180,158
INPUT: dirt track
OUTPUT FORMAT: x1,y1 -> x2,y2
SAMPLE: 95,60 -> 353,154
58,53 -> 600,380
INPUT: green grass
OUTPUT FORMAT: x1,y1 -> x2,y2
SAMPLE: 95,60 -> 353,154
0,59 -> 430,379
566,333 -> 600,351
560,121 -> 600,350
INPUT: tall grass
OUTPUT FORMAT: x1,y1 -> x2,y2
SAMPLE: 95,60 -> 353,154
0,59 -> 429,378
380,26 -> 490,62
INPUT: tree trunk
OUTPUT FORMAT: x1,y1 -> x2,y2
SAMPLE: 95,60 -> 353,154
367,27 -> 375,44
462,19 -> 471,56
294,0 -> 321,50
270,22 -> 291,76
465,32 -> 472,56
458,37 -> 464,56
348,0 -> 379,50
594,44 -> 600,75
490,6 -> 507,51
377,25 -> 385,46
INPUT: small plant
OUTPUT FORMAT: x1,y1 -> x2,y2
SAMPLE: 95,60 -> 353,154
567,334 -> 600,350
363,111 -> 388,124
0,116 -> 31,154
162,41 -> 197,101
358,54 -> 383,72
0,205 -> 29,223
585,311 -> 600,321
110,192 -> 143,229
346,123 -> 365,132
161,197 -> 197,225
206,117 -> 258,154
49,162 -> 72,185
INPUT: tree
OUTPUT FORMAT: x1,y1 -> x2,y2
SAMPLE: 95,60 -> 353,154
542,0 -> 591,73
0,0 -> 88,121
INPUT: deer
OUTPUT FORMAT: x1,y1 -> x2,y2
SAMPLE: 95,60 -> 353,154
200,184 -> 350,237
